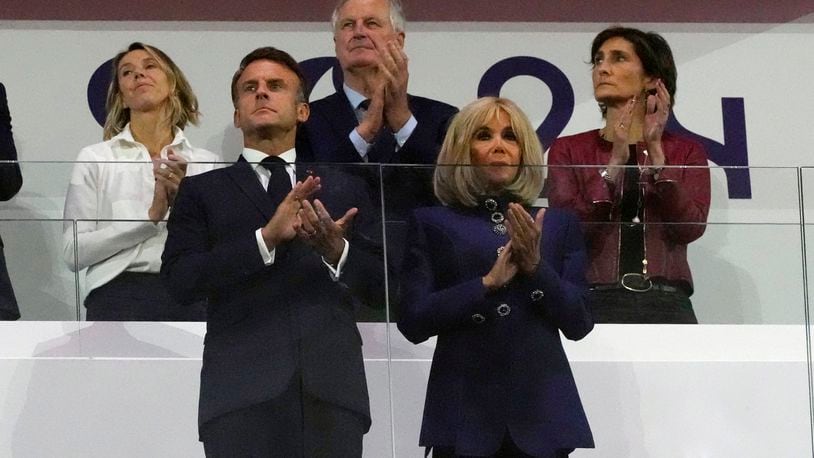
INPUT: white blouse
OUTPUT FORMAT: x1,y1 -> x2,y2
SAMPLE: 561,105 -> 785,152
62,124 -> 221,295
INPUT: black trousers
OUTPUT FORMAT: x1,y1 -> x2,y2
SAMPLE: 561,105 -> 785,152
431,432 -> 572,457
200,375 -> 365,458
588,287 -> 697,324
84,272 -> 206,321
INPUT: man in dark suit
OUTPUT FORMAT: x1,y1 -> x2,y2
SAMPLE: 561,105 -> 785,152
0,83 -> 23,320
301,0 -> 457,168
161,47 -> 383,457
298,0 -> 458,321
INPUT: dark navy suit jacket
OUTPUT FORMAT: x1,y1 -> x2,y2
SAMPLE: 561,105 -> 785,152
161,157 -> 384,433
298,91 -> 458,321
298,90 -> 457,214
0,83 -> 22,320
299,90 -> 457,165
398,203 -> 594,456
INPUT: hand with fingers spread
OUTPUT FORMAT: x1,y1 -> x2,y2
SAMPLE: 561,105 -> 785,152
295,198 -> 358,265
149,150 -> 188,222
482,240 -> 518,291
261,175 -> 321,249
507,204 -> 545,275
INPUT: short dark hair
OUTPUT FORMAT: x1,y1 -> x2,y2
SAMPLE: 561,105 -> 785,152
230,47 -> 309,106
591,26 -> 677,111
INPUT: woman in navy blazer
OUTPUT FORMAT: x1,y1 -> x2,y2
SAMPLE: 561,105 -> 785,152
398,97 -> 594,457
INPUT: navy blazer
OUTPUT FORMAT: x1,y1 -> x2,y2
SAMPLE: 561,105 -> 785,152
0,83 -> 22,320
298,91 -> 458,212
161,158 -> 384,432
299,90 -> 458,165
398,202 -> 594,456
298,91 -> 458,321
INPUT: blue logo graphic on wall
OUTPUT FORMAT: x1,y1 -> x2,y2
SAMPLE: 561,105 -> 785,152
88,59 -> 114,127
87,55 -> 752,198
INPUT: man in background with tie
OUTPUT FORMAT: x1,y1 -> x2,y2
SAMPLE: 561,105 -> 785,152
301,0 -> 457,167
298,0 -> 458,321
161,47 -> 383,457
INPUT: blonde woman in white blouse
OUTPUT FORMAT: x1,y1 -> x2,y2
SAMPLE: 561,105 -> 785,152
63,42 -> 219,321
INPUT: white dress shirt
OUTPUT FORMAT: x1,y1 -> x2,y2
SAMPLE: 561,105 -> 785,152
241,147 -> 349,280
62,124 -> 221,295
344,84 -> 417,161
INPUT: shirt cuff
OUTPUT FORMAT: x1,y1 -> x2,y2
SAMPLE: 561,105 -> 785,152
322,238 -> 349,281
255,228 -> 276,266
394,115 -> 417,148
349,129 -> 372,160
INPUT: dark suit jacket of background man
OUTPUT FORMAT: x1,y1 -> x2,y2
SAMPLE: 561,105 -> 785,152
0,83 -> 23,320
161,157 -> 384,434
298,90 -> 457,321
298,90 -> 458,215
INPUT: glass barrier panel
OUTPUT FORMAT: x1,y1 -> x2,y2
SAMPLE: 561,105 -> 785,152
798,165 -> 814,452
0,161 -> 81,320
56,159 -> 394,454
0,219 -> 79,321
387,164 -> 811,457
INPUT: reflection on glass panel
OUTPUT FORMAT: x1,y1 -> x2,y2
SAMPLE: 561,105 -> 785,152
64,160 -> 206,322
0,219 -> 79,320
800,167 -> 814,315
578,220 -> 804,324
1,162 -> 80,320
381,163 -> 435,327
388,164 -> 811,457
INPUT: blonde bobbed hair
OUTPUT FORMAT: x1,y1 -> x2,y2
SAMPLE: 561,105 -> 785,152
434,97 -> 545,207
103,42 -> 200,140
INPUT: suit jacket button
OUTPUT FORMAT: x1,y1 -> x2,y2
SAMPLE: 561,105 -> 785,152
496,303 -> 511,317
530,289 -> 545,301
471,313 -> 486,324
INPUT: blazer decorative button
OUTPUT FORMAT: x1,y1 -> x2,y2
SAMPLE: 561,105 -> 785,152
496,303 -> 511,317
530,289 -> 545,301
471,313 -> 486,324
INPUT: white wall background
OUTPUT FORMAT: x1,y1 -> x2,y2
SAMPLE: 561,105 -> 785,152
0,19 -> 813,458
2,21 -> 813,323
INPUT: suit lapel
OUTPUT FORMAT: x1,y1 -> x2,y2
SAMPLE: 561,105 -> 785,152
227,157 -> 274,221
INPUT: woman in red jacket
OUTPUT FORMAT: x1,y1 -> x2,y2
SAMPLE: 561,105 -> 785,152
548,26 -> 710,323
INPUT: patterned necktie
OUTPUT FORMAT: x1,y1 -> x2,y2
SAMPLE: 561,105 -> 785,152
260,155 -> 291,209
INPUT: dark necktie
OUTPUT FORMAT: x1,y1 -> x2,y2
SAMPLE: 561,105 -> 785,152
260,155 -> 291,209
356,99 -> 395,163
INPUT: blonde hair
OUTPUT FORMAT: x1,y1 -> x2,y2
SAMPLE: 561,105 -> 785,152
103,42 -> 200,140
434,97 -> 545,207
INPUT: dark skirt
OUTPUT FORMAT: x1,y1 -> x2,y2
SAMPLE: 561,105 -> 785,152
84,271 -> 206,321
